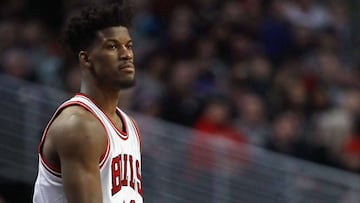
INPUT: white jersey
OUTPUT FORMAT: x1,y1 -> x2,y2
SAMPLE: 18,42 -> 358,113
33,93 -> 143,203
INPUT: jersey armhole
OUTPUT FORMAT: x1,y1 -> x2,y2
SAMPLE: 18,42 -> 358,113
38,101 -> 111,177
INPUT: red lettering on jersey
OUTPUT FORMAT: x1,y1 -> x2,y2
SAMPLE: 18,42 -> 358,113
111,156 -> 121,195
129,155 -> 135,190
121,154 -> 129,186
111,154 -> 142,197
136,160 -> 143,196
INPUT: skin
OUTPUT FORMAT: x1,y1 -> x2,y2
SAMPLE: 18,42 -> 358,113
41,26 -> 135,203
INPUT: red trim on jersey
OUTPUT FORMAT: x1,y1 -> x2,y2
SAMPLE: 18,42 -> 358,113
38,101 -> 70,154
40,157 -> 61,178
38,100 -> 111,177
99,134 -> 111,169
76,93 -> 129,140
38,101 -> 80,174
130,117 -> 142,151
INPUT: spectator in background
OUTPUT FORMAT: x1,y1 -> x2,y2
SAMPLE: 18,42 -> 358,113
61,62 -> 81,96
310,100 -> 354,167
132,51 -> 168,116
246,54 -> 273,100
163,5 -> 196,60
338,89 -> 360,171
265,111 -> 309,159
21,20 -> 65,89
193,37 -> 228,95
187,95 -> 248,202
160,60 -> 202,126
192,96 -> 246,144
341,115 -> 360,172
269,59 -> 308,118
327,0 -> 352,60
235,92 -> 270,146
283,0 -> 331,30
0,48 -> 34,80
260,0 -> 292,65
0,21 -> 18,54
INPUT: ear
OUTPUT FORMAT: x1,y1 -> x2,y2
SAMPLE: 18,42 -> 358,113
79,51 -> 92,68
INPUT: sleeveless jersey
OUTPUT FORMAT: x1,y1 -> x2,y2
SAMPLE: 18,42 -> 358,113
33,93 -> 143,203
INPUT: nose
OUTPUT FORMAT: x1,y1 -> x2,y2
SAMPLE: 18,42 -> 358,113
118,45 -> 132,60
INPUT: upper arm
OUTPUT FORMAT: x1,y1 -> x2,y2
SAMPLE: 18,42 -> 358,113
50,109 -> 106,203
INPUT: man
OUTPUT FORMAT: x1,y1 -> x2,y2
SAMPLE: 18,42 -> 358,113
33,1 -> 143,203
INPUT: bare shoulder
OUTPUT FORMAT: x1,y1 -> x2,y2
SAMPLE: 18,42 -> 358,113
48,105 -> 106,158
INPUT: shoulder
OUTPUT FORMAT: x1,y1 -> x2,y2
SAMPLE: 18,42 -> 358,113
50,105 -> 102,136
48,105 -> 106,157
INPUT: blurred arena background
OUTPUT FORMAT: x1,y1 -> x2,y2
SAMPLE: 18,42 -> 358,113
0,0 -> 360,202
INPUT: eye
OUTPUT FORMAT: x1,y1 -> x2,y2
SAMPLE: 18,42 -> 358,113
106,43 -> 118,50
126,43 -> 133,49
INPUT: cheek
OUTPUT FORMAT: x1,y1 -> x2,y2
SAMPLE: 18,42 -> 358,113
92,54 -> 117,70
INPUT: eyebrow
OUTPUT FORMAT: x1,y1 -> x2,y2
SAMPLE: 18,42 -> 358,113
103,39 -> 133,44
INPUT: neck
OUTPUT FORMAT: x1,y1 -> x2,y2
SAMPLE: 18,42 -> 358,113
80,82 -> 121,117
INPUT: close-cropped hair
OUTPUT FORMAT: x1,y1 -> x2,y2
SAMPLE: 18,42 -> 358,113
62,0 -> 134,56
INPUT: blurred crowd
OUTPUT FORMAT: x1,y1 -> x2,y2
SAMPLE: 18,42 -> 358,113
0,0 -> 360,174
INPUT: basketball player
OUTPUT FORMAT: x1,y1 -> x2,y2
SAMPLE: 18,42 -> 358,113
33,1 -> 143,203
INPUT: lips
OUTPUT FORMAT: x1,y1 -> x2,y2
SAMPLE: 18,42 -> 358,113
119,62 -> 134,69
118,62 -> 135,74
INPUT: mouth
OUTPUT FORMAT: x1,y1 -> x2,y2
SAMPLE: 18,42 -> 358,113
119,62 -> 134,68
118,62 -> 135,73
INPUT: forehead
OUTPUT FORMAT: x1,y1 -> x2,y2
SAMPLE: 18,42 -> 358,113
96,26 -> 131,42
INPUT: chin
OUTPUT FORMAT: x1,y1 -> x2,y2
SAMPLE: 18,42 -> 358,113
117,79 -> 136,89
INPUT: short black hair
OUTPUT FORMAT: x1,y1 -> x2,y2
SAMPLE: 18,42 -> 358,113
63,0 -> 134,56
